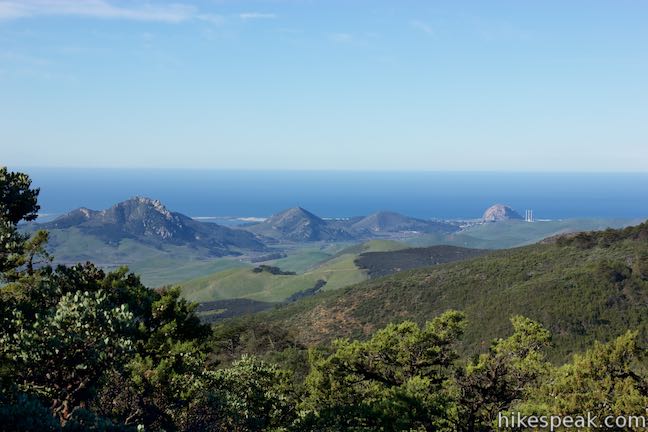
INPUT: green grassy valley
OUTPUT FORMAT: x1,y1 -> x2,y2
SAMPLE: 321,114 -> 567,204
181,240 -> 407,303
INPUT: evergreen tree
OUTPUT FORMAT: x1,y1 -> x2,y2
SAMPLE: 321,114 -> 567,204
300,311 -> 465,431
453,316 -> 552,431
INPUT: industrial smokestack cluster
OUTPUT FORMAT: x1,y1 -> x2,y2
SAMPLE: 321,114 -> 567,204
525,209 -> 534,222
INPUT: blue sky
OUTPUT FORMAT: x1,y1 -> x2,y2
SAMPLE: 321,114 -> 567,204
1,0 -> 646,171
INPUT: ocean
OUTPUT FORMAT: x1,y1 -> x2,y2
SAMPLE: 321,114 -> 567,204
18,168 -> 648,221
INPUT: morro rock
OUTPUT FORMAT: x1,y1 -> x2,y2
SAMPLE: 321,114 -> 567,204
482,204 -> 523,222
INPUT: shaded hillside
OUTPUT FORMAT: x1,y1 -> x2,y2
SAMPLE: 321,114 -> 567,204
244,207 -> 353,242
196,299 -> 277,323
40,197 -> 266,255
228,221 -> 648,362
355,245 -> 489,278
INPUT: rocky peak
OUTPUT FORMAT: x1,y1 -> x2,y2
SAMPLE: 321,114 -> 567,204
78,207 -> 95,219
42,197 -> 266,254
108,196 -> 174,220
482,204 -> 523,222
267,207 -> 323,228
245,206 -> 353,242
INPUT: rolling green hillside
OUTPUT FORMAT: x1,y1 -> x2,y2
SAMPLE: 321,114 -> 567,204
264,242 -> 360,273
331,239 -> 407,256
181,250 -> 368,302
181,255 -> 364,303
45,228 -> 248,287
181,240 -> 408,303
222,222 -> 648,362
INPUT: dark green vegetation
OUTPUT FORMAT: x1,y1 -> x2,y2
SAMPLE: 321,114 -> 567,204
250,252 -> 287,263
196,299 -> 277,323
225,221 -> 648,363
286,279 -> 327,302
252,265 -> 297,276
3,168 -> 647,431
355,245 -> 489,278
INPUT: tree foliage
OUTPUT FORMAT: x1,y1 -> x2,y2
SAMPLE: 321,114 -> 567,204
519,330 -> 648,430
300,311 -> 465,431
0,167 -> 47,280
453,316 -> 552,431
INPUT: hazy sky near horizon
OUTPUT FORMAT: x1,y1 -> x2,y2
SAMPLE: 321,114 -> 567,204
1,0 -> 647,171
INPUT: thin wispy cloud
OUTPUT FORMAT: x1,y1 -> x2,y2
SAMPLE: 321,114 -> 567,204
239,12 -> 276,21
328,32 -> 378,48
0,0 -> 216,23
410,20 -> 434,36
329,32 -> 354,44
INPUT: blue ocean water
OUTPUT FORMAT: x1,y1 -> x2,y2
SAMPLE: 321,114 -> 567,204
19,168 -> 648,220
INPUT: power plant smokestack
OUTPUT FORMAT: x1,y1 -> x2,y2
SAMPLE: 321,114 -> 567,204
525,209 -> 534,222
